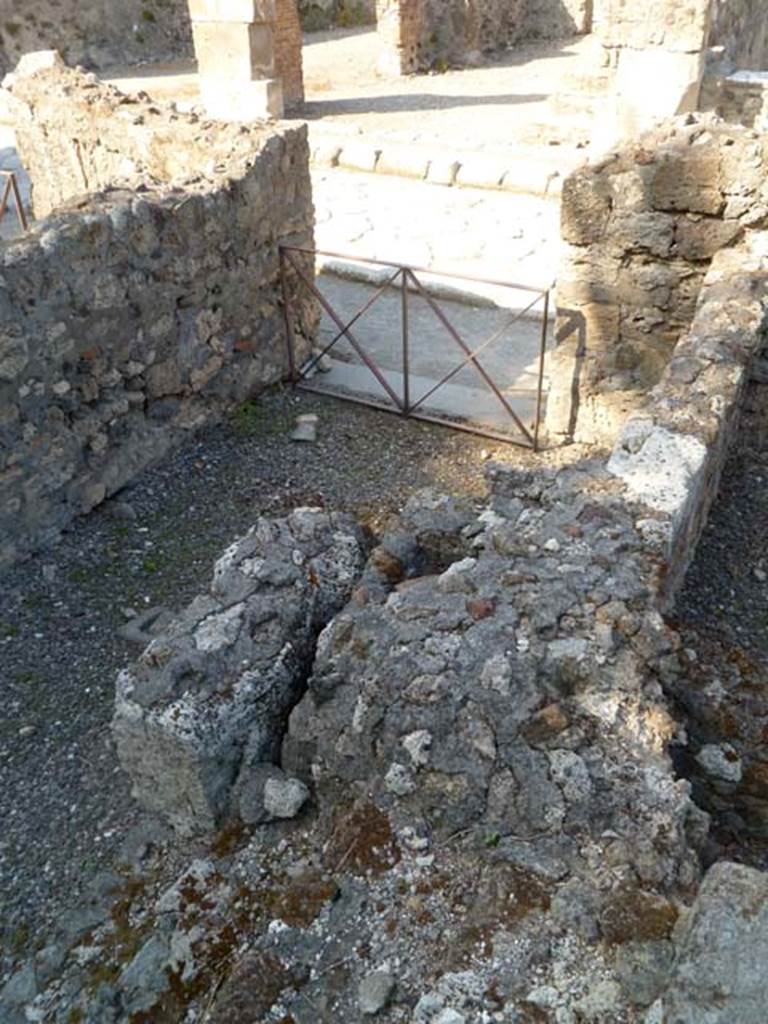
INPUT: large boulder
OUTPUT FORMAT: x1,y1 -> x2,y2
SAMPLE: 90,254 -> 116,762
113,508 -> 367,835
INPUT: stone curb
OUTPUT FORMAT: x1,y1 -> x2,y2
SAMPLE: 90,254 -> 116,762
308,127 -> 569,197
316,256 -> 555,317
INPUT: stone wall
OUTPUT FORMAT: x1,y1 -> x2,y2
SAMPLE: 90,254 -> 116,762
608,232 -> 768,594
299,0 -> 376,32
547,115 -> 766,444
712,71 -> 768,127
0,64 -> 316,567
375,0 -> 590,75
0,0 -> 192,74
709,0 -> 768,71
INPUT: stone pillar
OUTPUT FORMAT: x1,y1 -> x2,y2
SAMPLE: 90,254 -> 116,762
187,0 -> 284,120
375,0 -> 421,76
592,0 -> 712,149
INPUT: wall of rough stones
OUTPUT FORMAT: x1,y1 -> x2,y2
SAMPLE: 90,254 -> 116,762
299,0 -> 375,31
711,71 -> 768,128
0,0 -> 192,74
708,0 -> 768,71
375,0 -> 590,74
547,115 -> 766,444
0,64 -> 316,567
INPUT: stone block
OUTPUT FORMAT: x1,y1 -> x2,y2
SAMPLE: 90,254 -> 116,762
561,173 -> 612,244
337,141 -> 381,173
192,21 -> 275,80
13,50 -> 65,77
426,154 -> 461,186
612,48 -> 706,139
674,216 -> 742,260
376,143 -> 429,180
454,155 -> 508,190
199,77 -> 284,119
651,150 -> 724,215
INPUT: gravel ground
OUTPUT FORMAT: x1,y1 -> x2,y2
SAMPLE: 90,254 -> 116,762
674,381 -> 768,866
0,388 -> 577,978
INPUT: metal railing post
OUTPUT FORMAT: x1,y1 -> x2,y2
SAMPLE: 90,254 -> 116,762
279,246 -> 298,383
401,267 -> 410,414
533,288 -> 550,452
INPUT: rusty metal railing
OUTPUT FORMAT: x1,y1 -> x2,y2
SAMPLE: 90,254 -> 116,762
279,246 -> 552,450
0,171 -> 28,233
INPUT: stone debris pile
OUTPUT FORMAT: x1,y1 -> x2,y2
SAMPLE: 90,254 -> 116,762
113,507 -> 368,835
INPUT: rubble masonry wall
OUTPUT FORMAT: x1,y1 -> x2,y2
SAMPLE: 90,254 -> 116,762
547,115 -> 767,444
375,0 -> 590,74
0,64 -> 315,567
0,0 -> 192,74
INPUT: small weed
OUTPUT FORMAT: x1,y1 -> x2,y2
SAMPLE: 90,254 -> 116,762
0,620 -> 20,638
68,567 -> 90,585
140,8 -> 156,21
483,832 -> 500,848
141,556 -> 161,574
14,671 -> 45,686
231,399 -> 281,437
9,922 -> 30,954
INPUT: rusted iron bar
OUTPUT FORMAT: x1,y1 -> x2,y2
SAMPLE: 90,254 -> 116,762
407,291 -> 543,416
533,289 -> 550,452
405,268 -> 534,444
297,379 -> 535,448
0,171 -> 28,233
283,248 -> 404,411
300,265 -> 402,379
282,244 -> 553,296
401,267 -> 410,413
280,244 -> 551,449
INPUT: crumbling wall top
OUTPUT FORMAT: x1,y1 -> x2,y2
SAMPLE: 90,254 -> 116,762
2,55 -> 292,219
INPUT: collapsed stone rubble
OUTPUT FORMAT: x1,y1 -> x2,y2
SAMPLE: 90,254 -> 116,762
4,453 -> 768,1022
113,508 -> 369,834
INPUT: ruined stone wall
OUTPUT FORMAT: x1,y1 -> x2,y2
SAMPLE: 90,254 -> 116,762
712,71 -> 768,127
0,66 -> 315,567
709,0 -> 768,71
547,115 -> 766,444
0,0 -> 192,74
375,0 -> 590,74
5,58 -> 304,220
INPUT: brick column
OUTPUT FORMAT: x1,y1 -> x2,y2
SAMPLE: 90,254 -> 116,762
187,0 -> 284,120
274,0 -> 304,109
